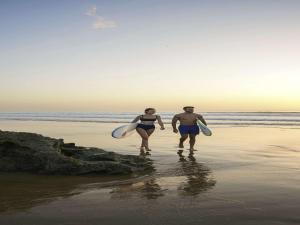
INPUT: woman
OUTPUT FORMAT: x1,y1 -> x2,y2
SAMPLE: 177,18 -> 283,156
131,108 -> 165,151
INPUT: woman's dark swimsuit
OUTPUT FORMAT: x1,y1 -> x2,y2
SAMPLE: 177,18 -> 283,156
136,115 -> 157,131
136,124 -> 155,130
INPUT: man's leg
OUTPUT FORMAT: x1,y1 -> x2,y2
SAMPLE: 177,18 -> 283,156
189,134 -> 196,150
179,134 -> 188,148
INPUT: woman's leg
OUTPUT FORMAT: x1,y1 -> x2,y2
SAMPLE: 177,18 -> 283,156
136,127 -> 149,150
146,128 -> 155,136
145,128 -> 155,151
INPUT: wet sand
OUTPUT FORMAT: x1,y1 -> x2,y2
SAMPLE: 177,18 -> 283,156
0,121 -> 300,225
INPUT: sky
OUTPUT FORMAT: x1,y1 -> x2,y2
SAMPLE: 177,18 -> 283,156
1,0 -> 300,112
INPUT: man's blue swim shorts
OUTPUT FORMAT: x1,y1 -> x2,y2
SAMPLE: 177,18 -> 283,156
178,125 -> 200,135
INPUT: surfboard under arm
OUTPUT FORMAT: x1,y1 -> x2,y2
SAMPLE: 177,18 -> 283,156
197,120 -> 212,136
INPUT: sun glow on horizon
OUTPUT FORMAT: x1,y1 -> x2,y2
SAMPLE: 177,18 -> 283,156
1,1 -> 300,112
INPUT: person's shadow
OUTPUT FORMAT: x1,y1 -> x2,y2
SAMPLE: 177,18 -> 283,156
176,150 -> 216,196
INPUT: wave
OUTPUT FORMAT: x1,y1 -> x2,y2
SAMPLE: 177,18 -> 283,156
1,112 -> 300,127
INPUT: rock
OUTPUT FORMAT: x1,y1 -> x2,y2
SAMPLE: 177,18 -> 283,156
0,130 -> 153,175
62,142 -> 75,148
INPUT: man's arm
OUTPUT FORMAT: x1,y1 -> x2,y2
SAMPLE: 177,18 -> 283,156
197,114 -> 207,126
172,115 -> 179,133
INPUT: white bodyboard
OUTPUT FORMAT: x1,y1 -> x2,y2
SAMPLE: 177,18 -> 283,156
112,123 -> 138,139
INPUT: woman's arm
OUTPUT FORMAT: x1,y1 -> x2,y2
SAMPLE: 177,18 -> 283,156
131,115 -> 141,123
156,115 -> 165,130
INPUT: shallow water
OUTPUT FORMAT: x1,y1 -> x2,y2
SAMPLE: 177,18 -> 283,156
0,121 -> 300,225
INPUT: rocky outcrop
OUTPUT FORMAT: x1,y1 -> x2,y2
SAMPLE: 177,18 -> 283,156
0,130 -> 152,175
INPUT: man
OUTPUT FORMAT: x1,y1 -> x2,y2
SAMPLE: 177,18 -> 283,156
172,106 -> 207,151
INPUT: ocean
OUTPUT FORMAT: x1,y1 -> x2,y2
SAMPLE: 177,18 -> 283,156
1,112 -> 300,126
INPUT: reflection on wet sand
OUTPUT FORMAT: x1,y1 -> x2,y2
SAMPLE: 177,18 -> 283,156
177,150 -> 216,196
110,150 -> 216,199
139,149 -> 151,157
0,149 -> 216,214
0,173 -> 132,214
110,176 -> 166,200
139,178 -> 165,199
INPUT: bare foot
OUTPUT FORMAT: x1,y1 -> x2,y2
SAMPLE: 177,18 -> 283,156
177,151 -> 186,161
188,153 -> 196,161
177,149 -> 184,155
139,149 -> 146,156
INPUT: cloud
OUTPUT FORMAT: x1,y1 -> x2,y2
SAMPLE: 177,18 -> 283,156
86,6 -> 97,16
85,6 -> 117,30
93,18 -> 117,29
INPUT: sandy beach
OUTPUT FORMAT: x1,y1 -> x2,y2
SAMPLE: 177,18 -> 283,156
0,120 -> 299,225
